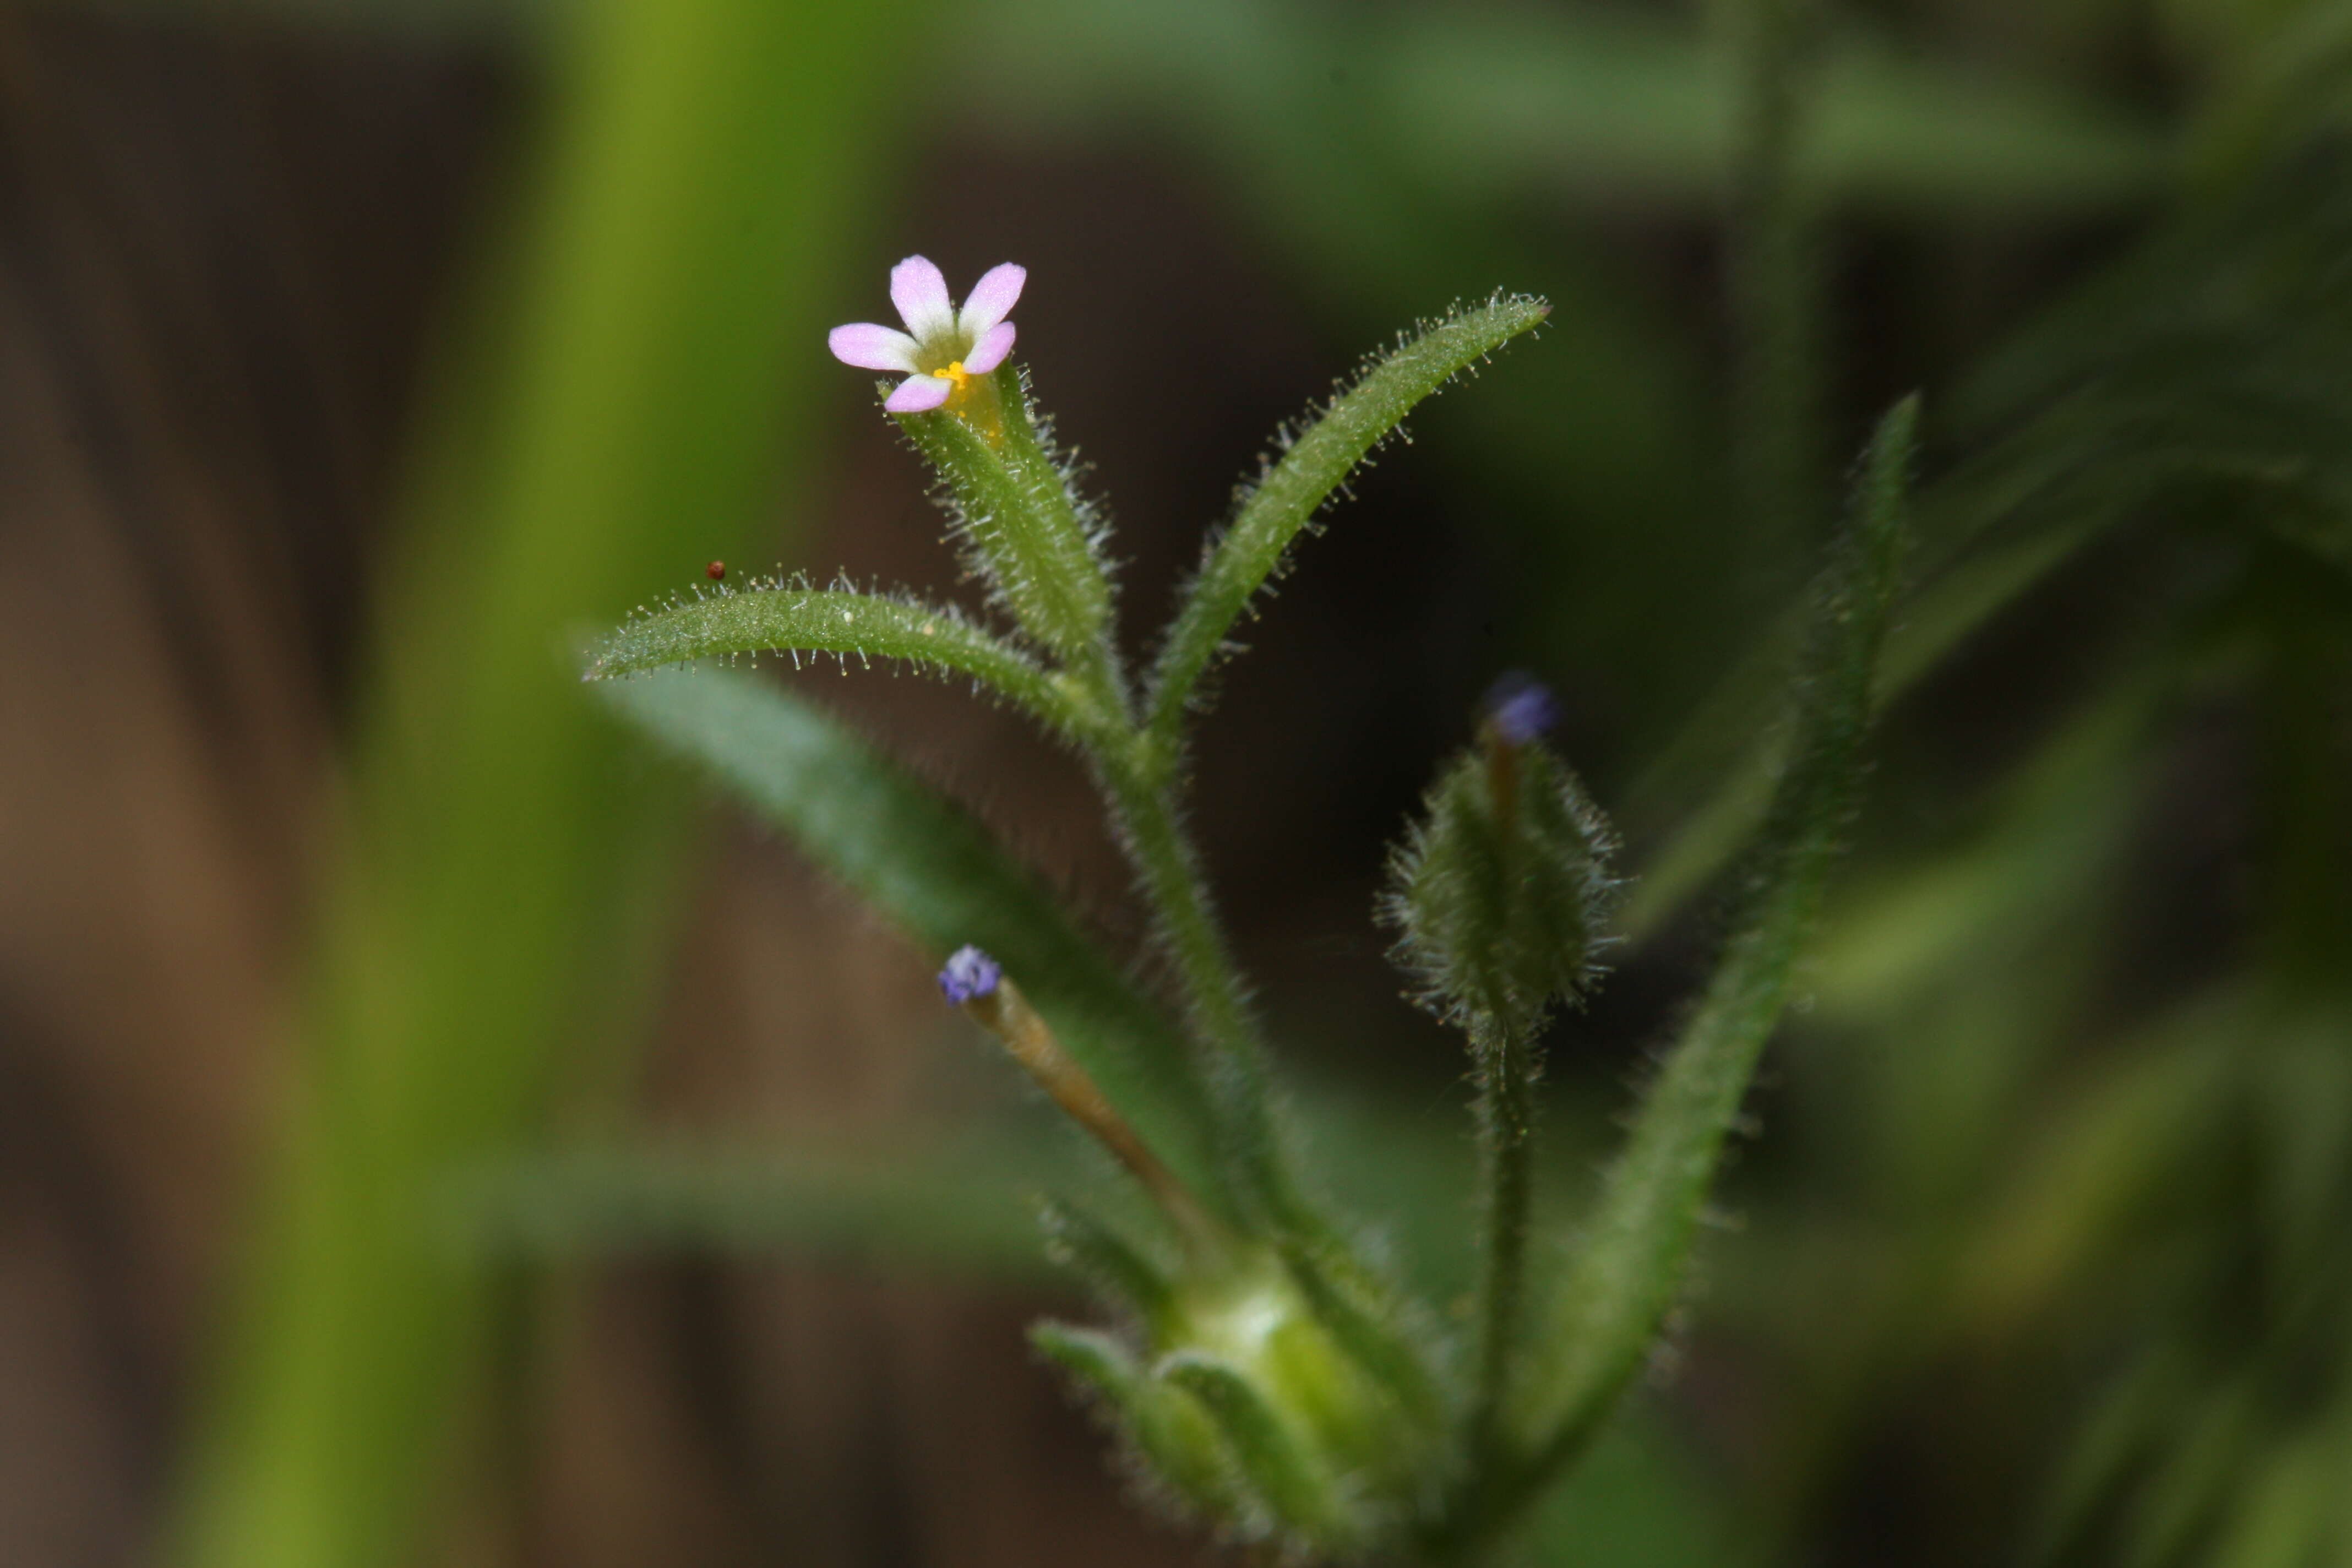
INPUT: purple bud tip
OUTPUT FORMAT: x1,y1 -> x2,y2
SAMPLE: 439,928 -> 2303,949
938,945 -> 1003,1005
1484,672 -> 1559,745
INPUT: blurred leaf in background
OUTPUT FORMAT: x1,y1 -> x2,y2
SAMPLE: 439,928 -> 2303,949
1663,13 -> 2352,1562
953,0 -> 2168,734
168,2 -> 907,1566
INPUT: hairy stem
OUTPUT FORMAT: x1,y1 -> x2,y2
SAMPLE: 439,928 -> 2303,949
1468,1014 -> 1537,1456
1097,745 -> 1288,1221
1428,400 -> 1915,1564
933,377 -> 1293,1231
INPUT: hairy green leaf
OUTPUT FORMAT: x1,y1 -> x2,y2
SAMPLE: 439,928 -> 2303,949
1501,397 -> 1914,1506
1031,1325 -> 1243,1520
1038,1195 -> 1178,1325
1630,156 -> 2352,939
592,666 -> 1228,1217
1145,293 -> 1550,750
586,582 -> 1082,733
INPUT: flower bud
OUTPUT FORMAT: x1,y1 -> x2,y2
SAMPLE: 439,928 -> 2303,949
1384,680 -> 1616,1037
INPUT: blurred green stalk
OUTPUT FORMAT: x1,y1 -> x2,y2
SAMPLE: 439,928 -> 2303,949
169,3 -> 902,1565
1720,0 -> 1825,578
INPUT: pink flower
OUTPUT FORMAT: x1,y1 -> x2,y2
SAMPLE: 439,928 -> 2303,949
828,255 -> 1026,413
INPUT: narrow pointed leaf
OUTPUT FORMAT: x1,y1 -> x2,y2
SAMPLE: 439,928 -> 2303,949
587,585 -> 1083,734
1037,1196 -> 1178,1324
1146,293 -> 1550,749
1031,1324 -> 1242,1518
1505,398 -> 1915,1490
1629,160 -> 2352,937
1621,493 -> 2115,940
592,666 -> 1228,1216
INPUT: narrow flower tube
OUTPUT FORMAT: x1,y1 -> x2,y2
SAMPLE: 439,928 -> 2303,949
939,946 -> 1223,1254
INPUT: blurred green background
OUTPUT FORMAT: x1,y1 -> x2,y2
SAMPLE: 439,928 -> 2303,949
0,0 -> 2347,1564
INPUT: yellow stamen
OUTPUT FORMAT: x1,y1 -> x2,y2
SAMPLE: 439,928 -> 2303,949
928,357 -> 1004,447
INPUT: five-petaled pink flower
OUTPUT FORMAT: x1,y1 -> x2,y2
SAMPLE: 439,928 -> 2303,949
829,255 -> 1025,413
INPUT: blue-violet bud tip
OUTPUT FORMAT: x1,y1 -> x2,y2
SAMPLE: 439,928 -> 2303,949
939,945 -> 1003,1005
1484,672 -> 1559,745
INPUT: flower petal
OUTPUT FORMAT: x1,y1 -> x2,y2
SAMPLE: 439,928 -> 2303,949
962,321 -> 1016,375
885,373 -> 952,413
890,255 -> 955,341
956,262 -> 1027,338
828,322 -> 921,373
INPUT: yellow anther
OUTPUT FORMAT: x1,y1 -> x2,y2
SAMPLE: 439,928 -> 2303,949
927,358 -> 1001,445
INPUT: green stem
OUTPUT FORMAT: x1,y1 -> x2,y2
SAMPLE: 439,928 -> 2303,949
1097,743 -> 1287,1220
928,362 -> 1295,1231
1468,1015 -> 1536,1455
1428,400 -> 1915,1566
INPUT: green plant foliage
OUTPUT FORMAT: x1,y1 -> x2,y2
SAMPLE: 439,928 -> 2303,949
897,366 -> 1118,672
2011,1017 -> 2352,1568
591,666 -> 1227,1215
587,580 -> 1082,734
1629,145 -> 2352,943
967,0 -> 2163,216
584,320 -> 1914,1562
1145,293 -> 1551,750
1037,1196 -> 1180,1324
1610,123 -> 2352,1567
1499,398 -> 1914,1523
1943,158 -> 2352,580
460,1140 -> 1060,1280
141,0 -> 2352,1561
167,7 -> 908,1568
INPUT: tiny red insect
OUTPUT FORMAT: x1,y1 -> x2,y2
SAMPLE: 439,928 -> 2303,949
706,560 -> 727,581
